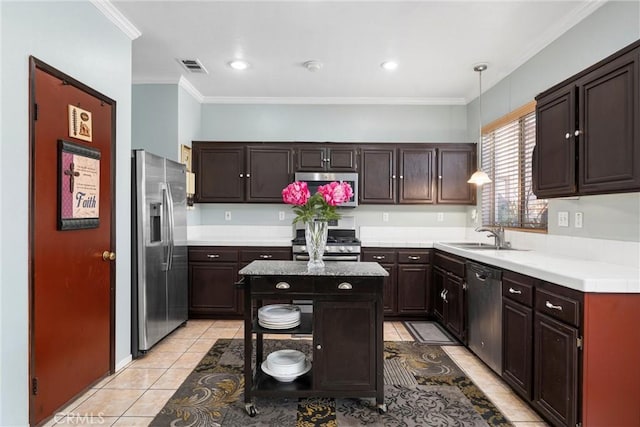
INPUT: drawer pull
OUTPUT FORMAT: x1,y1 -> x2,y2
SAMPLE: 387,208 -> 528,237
259,254 -> 273,259
440,290 -> 446,299
316,344 -> 322,350
545,301 -> 563,311
508,287 -> 522,295
408,255 -> 421,260
338,282 -> 352,290
207,254 -> 220,259
275,282 -> 290,290
373,255 -> 385,260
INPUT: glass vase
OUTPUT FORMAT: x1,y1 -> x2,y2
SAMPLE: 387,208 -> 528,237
305,219 -> 328,270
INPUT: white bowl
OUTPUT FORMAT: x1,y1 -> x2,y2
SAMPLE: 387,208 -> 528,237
261,359 -> 311,382
266,349 -> 306,375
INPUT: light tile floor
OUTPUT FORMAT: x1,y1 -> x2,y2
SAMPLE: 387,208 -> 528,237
44,320 -> 548,426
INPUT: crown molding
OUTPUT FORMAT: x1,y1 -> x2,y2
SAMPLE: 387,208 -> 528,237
200,96 -> 467,105
90,0 -> 141,40
178,76 -> 205,103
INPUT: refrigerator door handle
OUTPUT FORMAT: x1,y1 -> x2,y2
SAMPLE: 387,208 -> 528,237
165,183 -> 176,270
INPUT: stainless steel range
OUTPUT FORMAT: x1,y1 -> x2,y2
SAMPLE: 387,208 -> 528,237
292,228 -> 361,262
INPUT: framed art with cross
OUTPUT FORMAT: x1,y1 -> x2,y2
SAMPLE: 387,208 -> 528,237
57,139 -> 101,230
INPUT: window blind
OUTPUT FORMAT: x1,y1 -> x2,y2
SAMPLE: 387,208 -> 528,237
481,109 -> 547,230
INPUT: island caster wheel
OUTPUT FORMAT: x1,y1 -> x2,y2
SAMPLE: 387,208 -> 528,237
376,403 -> 387,414
245,403 -> 258,417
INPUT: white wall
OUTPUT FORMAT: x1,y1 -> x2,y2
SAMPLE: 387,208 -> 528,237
0,2 -> 132,425
466,1 -> 640,241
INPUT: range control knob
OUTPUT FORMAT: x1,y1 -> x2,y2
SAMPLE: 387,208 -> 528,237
339,246 -> 347,252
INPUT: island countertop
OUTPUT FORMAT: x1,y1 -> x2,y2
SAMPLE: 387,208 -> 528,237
238,260 -> 389,277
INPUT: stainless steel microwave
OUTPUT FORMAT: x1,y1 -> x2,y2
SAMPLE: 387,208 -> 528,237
294,172 -> 358,207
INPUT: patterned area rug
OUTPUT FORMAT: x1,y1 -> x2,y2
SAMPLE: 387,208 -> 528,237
151,339 -> 511,426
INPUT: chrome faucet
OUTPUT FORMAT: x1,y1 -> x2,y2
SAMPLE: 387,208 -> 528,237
475,226 -> 508,248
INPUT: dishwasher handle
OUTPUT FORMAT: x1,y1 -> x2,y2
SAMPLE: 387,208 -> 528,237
466,261 -> 502,281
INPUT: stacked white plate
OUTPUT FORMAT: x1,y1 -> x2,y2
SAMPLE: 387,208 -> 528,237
261,349 -> 311,382
258,304 -> 301,329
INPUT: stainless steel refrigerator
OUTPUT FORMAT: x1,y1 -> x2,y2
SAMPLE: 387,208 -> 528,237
131,150 -> 188,357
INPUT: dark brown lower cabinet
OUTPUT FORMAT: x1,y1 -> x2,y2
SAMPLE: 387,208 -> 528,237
362,248 -> 430,318
533,313 -> 579,427
433,251 -> 466,343
188,246 -> 291,318
314,300 -> 376,391
502,299 -> 533,400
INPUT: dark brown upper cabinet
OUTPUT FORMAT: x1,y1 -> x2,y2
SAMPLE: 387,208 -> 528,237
194,144 -> 245,203
193,142 -> 292,203
295,144 -> 358,172
359,146 -> 396,203
360,144 -> 475,205
398,148 -> 436,204
246,145 -> 293,202
437,146 -> 476,204
534,40 -> 640,198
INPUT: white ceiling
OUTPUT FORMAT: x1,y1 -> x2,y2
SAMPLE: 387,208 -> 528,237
109,0 -> 605,104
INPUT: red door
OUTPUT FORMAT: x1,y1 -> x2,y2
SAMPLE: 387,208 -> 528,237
29,59 -> 115,425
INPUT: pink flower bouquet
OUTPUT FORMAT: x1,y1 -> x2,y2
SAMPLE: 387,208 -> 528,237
282,181 -> 353,224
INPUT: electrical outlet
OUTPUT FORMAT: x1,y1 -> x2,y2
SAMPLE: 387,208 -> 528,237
382,212 -> 389,222
437,212 -> 444,222
279,211 -> 285,221
224,211 -> 232,221
558,211 -> 569,227
575,212 -> 583,228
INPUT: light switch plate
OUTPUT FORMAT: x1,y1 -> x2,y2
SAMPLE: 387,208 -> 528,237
382,212 -> 389,222
279,211 -> 285,221
437,212 -> 444,222
225,211 -> 232,221
575,212 -> 583,228
558,211 -> 569,227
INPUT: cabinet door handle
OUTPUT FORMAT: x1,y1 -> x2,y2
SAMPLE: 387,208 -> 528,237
246,173 -> 251,178
399,175 -> 404,179
259,254 -> 273,259
508,287 -> 522,294
443,289 -> 448,302
275,282 -> 290,289
440,289 -> 446,300
545,300 -> 563,311
316,344 -> 322,350
207,254 -> 220,259
408,255 -> 421,260
239,173 -> 244,178
391,175 -> 396,179
372,255 -> 385,260
565,132 -> 571,140
574,130 -> 583,137
438,175 -> 443,179
338,282 -> 352,290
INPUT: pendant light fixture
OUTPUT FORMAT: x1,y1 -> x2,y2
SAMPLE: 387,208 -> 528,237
468,63 -> 492,185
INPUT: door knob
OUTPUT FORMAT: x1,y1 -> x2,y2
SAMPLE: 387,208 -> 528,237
102,251 -> 116,261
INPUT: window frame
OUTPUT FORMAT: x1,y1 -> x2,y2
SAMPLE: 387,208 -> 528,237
480,101 -> 548,232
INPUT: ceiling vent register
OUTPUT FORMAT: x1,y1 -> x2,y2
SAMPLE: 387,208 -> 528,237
178,58 -> 208,74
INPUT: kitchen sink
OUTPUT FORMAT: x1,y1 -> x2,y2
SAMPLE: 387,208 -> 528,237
441,242 -> 526,251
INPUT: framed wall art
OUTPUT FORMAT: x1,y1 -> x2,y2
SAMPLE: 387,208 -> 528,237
180,144 -> 192,172
58,139 -> 101,230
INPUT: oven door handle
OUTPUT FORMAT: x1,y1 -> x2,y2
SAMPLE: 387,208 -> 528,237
294,254 -> 360,262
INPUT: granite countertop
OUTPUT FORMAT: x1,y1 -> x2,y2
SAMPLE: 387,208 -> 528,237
239,260 -> 389,277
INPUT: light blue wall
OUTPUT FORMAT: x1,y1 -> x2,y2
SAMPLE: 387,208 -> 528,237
0,2 -> 132,425
200,104 -> 469,142
178,85 -> 202,151
465,1 -> 640,241
132,84 -> 179,160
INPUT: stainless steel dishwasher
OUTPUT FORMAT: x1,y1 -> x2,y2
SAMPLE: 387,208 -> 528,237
466,261 -> 503,374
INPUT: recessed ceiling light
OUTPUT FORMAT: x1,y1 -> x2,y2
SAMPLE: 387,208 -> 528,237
381,61 -> 398,71
229,60 -> 249,70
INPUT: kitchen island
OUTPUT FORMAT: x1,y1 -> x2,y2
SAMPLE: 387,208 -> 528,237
238,260 -> 389,416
